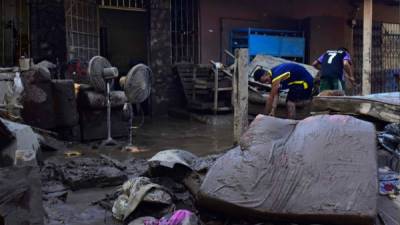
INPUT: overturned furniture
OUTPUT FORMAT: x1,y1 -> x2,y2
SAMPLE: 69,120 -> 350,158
78,56 -> 128,141
175,63 -> 232,113
199,115 -> 377,225
312,92 -> 400,123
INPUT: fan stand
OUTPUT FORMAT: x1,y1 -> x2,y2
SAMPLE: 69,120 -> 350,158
123,103 -> 141,152
101,80 -> 117,147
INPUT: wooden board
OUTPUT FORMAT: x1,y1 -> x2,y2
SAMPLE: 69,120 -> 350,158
312,92 -> 400,123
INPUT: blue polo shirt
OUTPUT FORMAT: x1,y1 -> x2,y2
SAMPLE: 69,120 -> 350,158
270,63 -> 314,90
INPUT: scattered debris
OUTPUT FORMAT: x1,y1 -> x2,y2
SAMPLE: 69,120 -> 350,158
128,210 -> 200,225
0,118 -> 40,166
123,158 -> 149,179
199,115 -> 378,225
38,133 -> 67,152
378,123 -> 400,157
248,55 -> 319,79
42,156 -> 127,190
149,149 -> 199,170
318,90 -> 346,96
112,177 -> 174,221
64,150 -> 82,157
0,166 -> 44,225
100,153 -> 127,170
379,167 -> 400,199
312,92 -> 400,123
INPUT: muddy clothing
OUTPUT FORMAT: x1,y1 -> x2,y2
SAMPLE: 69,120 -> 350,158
317,50 -> 351,91
270,63 -> 314,102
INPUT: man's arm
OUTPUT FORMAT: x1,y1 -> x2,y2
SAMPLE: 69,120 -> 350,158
343,60 -> 355,85
312,54 -> 324,70
312,60 -> 321,70
265,80 -> 280,116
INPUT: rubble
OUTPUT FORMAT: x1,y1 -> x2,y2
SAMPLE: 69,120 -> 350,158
312,92 -> 400,123
0,118 -> 41,167
378,123 -> 400,157
0,166 -> 44,225
112,177 -> 174,221
199,115 -> 378,225
41,156 -> 127,191
248,55 -> 319,78
378,167 -> 399,198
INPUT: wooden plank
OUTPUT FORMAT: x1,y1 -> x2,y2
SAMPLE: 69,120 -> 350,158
312,93 -> 400,123
233,49 -> 249,144
362,0 -> 373,95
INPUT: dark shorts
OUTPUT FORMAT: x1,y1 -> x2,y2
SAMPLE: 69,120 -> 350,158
320,77 -> 343,91
287,82 -> 313,102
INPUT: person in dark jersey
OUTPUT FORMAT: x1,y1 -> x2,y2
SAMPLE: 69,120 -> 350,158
253,63 -> 314,119
312,47 -> 355,92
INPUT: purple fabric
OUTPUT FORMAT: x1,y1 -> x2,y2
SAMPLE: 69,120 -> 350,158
343,52 -> 351,62
316,51 -> 351,64
317,54 -> 324,63
144,210 -> 193,225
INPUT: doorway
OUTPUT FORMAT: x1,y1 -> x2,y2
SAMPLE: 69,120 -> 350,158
99,9 -> 148,76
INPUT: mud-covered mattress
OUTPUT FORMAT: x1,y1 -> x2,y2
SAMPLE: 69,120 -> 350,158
199,115 -> 377,225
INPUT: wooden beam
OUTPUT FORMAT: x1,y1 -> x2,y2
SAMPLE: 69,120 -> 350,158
362,0 -> 373,95
233,49 -> 249,145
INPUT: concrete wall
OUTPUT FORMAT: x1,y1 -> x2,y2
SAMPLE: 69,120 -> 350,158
150,0 -> 186,115
199,0 -> 400,64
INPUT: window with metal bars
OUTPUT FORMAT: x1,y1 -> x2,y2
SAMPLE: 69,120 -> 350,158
99,0 -> 147,11
353,21 -> 400,94
171,0 -> 199,64
65,0 -> 99,62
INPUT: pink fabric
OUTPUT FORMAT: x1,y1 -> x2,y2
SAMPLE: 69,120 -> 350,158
144,210 -> 193,225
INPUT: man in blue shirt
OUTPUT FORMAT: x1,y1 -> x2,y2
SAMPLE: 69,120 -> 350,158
312,48 -> 355,92
253,63 -> 314,119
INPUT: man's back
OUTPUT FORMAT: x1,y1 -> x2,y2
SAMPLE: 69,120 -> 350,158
319,50 -> 348,79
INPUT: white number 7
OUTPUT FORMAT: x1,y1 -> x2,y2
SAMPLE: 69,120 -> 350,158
327,53 -> 337,64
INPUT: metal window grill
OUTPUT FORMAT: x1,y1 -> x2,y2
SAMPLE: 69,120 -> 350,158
99,0 -> 147,11
65,0 -> 99,62
353,22 -> 400,94
171,0 -> 199,64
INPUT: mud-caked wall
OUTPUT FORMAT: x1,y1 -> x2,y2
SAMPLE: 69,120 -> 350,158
150,0 -> 185,115
30,0 -> 67,64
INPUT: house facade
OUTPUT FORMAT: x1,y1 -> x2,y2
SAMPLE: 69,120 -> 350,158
0,0 -> 399,113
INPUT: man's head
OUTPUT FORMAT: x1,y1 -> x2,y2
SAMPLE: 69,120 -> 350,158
338,47 -> 349,53
253,68 -> 272,83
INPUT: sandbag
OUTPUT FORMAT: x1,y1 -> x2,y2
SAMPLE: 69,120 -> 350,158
199,115 -> 377,225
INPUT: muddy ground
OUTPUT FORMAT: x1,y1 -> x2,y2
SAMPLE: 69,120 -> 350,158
41,115 -> 400,225
42,115 -> 235,225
